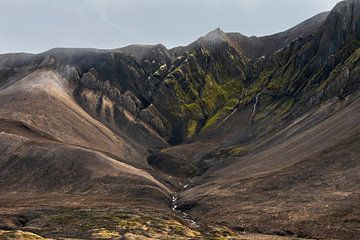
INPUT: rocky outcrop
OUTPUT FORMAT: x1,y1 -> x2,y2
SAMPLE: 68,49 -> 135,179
140,104 -> 172,140
0,0 -> 359,145
59,65 -> 80,83
118,91 -> 143,115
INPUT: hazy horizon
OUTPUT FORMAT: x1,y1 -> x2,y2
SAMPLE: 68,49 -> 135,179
0,0 -> 342,54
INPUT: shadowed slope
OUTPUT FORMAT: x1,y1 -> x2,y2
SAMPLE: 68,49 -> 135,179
177,93 -> 360,239
0,70 -> 170,203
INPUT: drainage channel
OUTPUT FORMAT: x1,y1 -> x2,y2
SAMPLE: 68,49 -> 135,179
171,193 -> 199,228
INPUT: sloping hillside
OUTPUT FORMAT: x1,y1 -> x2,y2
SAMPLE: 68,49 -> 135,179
0,0 -> 359,239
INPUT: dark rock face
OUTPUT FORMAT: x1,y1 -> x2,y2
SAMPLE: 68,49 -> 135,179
0,1 -> 359,147
1,1 -> 358,145
139,104 -> 171,140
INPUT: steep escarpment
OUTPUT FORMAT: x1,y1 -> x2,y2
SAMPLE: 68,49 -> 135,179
0,8 -> 335,146
171,1 -> 360,239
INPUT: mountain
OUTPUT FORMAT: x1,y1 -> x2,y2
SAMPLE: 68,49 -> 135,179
0,0 -> 360,239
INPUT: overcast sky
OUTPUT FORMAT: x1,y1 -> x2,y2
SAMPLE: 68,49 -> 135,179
0,0 -> 342,54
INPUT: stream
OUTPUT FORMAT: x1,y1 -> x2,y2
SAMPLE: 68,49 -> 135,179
170,178 -> 199,228
217,90 -> 261,127
249,92 -> 261,123
217,108 -> 238,128
171,193 -> 200,228
216,90 -> 247,128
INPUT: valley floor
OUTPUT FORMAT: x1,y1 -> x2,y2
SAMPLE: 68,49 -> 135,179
0,195 -> 311,240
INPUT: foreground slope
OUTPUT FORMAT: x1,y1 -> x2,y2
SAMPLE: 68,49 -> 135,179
0,0 -> 359,239
179,93 -> 360,239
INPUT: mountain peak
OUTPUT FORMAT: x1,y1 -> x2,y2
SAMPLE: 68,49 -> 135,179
203,27 -> 227,42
